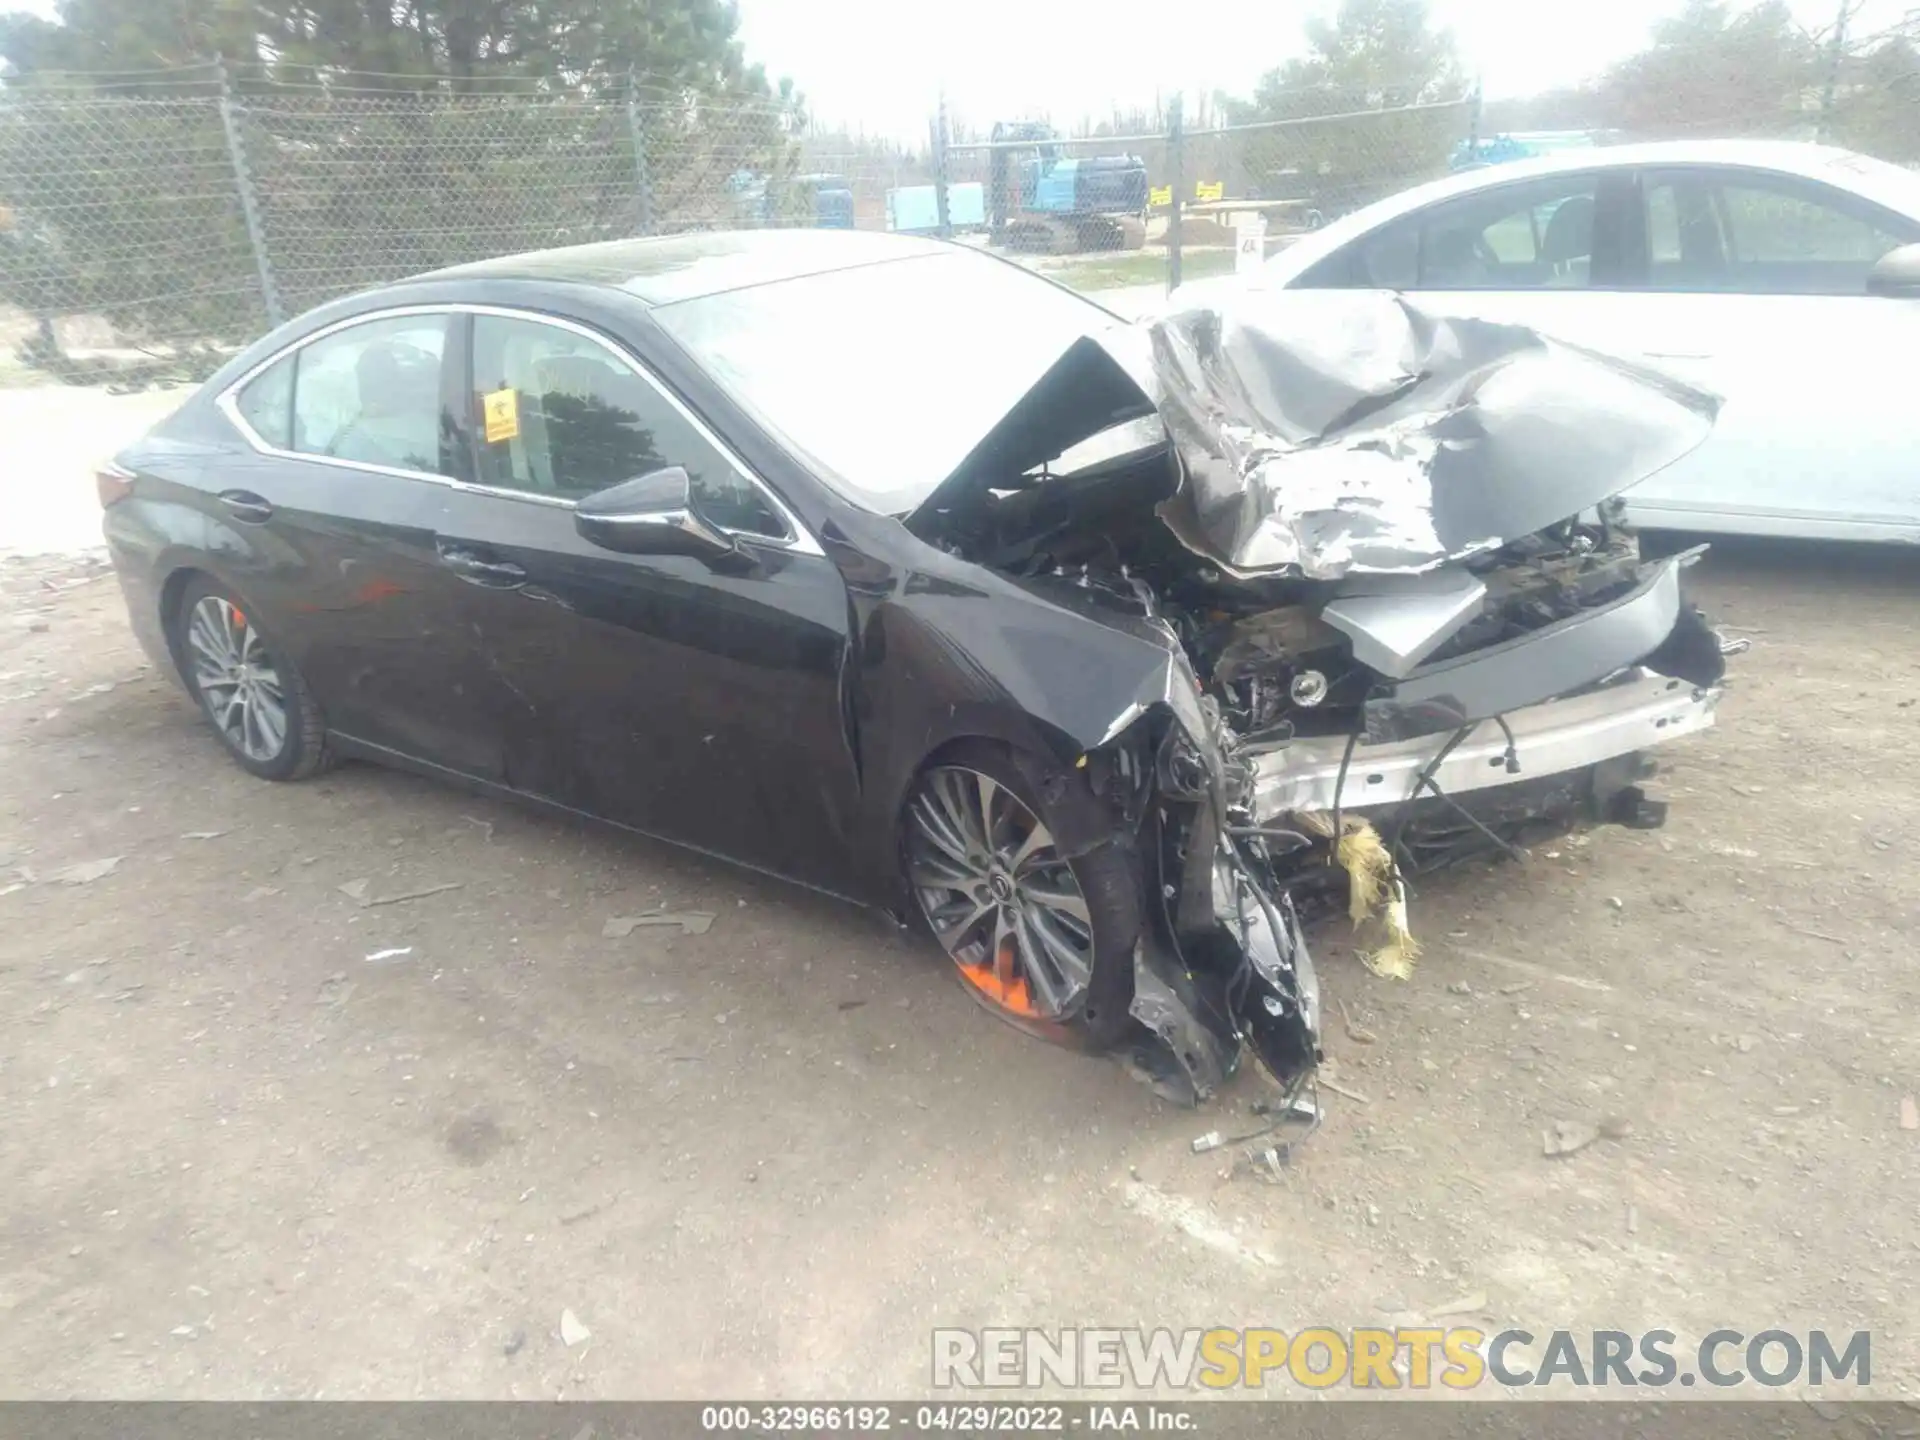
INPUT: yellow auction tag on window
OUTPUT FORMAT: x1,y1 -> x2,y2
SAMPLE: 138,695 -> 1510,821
482,388 -> 520,444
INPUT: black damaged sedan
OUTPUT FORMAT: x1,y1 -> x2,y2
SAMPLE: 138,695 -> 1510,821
103,230 -> 1729,1103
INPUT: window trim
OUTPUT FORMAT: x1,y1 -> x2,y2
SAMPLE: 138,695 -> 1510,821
216,302 -> 823,555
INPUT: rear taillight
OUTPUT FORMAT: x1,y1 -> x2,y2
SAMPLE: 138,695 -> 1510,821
95,460 -> 135,509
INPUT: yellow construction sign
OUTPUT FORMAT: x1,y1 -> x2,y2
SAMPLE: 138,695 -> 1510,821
1152,181 -> 1226,208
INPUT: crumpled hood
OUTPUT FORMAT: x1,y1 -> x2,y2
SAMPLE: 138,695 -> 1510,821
1148,290 -> 1722,579
911,289 -> 1722,582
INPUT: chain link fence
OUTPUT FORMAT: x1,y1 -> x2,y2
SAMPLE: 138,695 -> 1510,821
0,65 -> 1915,386
238,92 -> 644,320
1185,98 -> 1477,220
934,95 -> 1476,289
0,75 -> 902,383
0,92 -> 270,380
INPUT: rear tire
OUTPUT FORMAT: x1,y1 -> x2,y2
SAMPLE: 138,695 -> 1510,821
903,741 -> 1136,1048
173,577 -> 331,782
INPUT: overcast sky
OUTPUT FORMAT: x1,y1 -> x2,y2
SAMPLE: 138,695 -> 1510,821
736,0 -> 1911,137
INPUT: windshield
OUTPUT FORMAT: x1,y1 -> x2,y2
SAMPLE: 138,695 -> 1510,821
654,250 -> 1119,514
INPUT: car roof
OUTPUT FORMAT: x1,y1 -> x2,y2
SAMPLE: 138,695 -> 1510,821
419,228 -> 954,307
1267,139 -> 1920,282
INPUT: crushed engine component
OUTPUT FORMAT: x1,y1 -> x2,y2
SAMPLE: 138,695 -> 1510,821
903,288 -> 1732,1109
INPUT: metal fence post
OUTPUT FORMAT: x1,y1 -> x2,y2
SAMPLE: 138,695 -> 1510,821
1167,92 -> 1184,293
932,96 -> 952,239
215,58 -> 284,327
1816,0 -> 1857,143
627,69 -> 657,235
1467,80 -> 1484,162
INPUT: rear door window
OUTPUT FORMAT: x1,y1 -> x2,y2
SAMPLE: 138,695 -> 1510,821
1353,223 -> 1420,288
290,315 -> 451,473
1305,173 -> 1608,291
1411,174 -> 1601,289
233,350 -> 295,450
231,314 -> 454,476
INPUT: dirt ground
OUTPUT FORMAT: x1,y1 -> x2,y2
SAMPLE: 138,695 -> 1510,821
2,520 -> 1918,1400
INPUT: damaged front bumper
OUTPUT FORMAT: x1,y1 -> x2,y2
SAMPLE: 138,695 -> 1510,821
1250,668 -> 1719,820
1340,551 -> 1721,744
1126,665 -> 1721,1109
1119,555 -> 1726,1110
1249,545 -> 1725,841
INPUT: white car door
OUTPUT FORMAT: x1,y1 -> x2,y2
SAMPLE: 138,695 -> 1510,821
1582,165 -> 1920,541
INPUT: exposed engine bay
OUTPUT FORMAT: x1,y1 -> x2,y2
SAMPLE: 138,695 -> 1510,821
905,290 -> 1733,1113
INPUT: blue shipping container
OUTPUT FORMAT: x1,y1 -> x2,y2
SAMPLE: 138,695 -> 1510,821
889,182 -> 986,233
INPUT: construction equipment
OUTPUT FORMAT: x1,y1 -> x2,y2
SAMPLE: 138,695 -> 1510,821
987,122 -> 1149,254
724,170 -> 857,229
1451,130 -> 1612,171
788,173 -> 856,228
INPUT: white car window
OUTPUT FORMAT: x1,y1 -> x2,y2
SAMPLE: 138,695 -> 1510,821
1640,168 -> 1919,295
1315,172 -> 1602,291
1353,224 -> 1418,289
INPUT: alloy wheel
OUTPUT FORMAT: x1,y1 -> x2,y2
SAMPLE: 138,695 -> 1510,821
186,595 -> 289,764
906,765 -> 1095,1021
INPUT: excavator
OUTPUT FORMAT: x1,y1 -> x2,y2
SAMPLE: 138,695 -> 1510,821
987,121 -> 1149,254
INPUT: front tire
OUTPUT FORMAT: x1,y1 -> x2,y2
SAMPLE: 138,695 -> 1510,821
903,741 -> 1137,1047
174,578 -> 330,782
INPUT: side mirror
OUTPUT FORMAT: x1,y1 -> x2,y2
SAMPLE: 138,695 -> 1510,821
574,466 -> 741,562
1866,243 -> 1920,298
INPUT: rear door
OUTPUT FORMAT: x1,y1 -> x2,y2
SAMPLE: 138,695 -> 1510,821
428,309 -> 863,892
1595,165 -> 1920,538
218,310 -> 513,773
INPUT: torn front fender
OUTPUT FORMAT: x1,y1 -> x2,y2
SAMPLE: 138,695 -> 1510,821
832,525 -> 1211,897
868,566 -> 1205,760
1148,290 -> 1722,579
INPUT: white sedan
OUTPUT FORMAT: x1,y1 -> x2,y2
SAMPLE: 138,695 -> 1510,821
1214,140 -> 1920,543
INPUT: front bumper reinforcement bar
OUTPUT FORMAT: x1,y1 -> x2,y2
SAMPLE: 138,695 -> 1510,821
1250,669 -> 1720,820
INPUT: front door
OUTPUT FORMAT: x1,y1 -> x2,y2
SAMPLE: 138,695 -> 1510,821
1590,164 -> 1920,539
430,310 -> 864,893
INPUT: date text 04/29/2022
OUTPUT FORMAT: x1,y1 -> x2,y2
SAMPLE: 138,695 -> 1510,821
699,1405 -> 1193,1432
